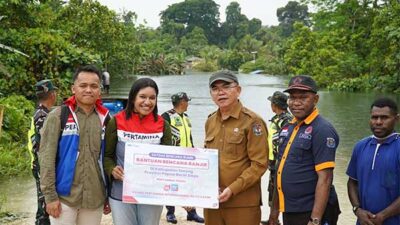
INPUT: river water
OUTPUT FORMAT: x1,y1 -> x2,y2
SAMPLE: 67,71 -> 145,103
2,72 -> 399,224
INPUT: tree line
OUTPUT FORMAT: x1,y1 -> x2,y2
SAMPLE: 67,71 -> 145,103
0,0 -> 399,178
2,0 -> 399,99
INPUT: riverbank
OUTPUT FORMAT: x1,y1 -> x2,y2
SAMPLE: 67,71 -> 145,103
1,170 -> 355,224
0,174 -> 266,225
4,209 -> 201,225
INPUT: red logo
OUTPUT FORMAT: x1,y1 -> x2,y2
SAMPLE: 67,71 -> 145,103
163,185 -> 170,191
305,126 -> 313,134
293,77 -> 303,84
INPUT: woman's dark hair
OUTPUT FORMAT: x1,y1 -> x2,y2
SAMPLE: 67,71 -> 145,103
125,78 -> 159,121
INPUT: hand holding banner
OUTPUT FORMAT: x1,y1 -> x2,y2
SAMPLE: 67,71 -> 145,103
123,143 -> 219,209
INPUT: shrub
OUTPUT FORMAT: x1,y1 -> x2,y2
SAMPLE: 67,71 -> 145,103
0,95 -> 34,177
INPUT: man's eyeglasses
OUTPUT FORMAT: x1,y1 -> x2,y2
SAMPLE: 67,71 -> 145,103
210,84 -> 237,94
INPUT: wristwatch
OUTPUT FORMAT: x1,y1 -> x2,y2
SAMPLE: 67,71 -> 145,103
352,205 -> 360,215
310,217 -> 320,225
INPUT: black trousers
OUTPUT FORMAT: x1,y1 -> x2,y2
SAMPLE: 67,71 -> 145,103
32,153 -> 50,225
282,200 -> 340,225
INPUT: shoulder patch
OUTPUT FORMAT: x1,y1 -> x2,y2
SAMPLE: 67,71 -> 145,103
326,137 -> 336,148
252,123 -> 263,136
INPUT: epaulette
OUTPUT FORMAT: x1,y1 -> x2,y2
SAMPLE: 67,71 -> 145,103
167,109 -> 176,115
208,111 -> 217,118
242,106 -> 258,119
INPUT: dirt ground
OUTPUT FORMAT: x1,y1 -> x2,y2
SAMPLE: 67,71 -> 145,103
5,206 -> 207,225
3,174 -> 273,225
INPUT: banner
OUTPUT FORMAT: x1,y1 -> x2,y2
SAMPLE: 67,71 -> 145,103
122,143 -> 219,209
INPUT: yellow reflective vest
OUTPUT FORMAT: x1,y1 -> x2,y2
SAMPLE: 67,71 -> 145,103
165,110 -> 193,147
27,118 -> 35,168
268,112 -> 293,160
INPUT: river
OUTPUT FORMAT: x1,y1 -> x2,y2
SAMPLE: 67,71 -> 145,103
1,72 -> 399,224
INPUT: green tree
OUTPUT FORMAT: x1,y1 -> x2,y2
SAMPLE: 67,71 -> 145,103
121,10 -> 137,25
218,50 -> 247,71
221,2 -> 261,42
368,2 -> 400,91
242,26 -> 287,75
223,2 -> 247,39
160,0 -> 220,44
248,18 -> 262,35
293,0 -> 400,92
180,27 -> 208,56
235,35 -> 262,54
56,0 -> 132,75
277,1 -> 311,37
193,45 -> 221,71
0,0 -> 101,98
160,21 -> 186,41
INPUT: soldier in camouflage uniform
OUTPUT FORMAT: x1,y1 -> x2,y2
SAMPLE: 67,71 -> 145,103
261,91 -> 292,225
161,92 -> 204,224
29,79 -> 57,225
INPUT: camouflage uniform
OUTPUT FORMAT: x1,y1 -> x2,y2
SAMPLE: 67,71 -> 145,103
30,104 -> 51,225
267,111 -> 293,206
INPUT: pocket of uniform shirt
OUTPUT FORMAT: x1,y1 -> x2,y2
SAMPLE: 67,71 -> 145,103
90,126 -> 102,155
205,136 -> 215,147
296,139 -> 311,150
226,134 -> 244,157
291,139 -> 312,162
381,170 -> 398,189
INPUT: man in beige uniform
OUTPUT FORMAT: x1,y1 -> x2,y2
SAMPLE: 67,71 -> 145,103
39,65 -> 109,225
204,70 -> 269,225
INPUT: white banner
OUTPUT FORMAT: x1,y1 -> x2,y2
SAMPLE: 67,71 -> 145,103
122,143 -> 219,209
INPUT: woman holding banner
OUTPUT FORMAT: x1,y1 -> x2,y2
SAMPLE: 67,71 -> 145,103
104,78 -> 172,225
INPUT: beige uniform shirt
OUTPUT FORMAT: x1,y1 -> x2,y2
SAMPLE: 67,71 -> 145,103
204,101 -> 269,208
39,106 -> 105,209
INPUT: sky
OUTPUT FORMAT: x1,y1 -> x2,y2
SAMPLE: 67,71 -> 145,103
97,0 -> 291,28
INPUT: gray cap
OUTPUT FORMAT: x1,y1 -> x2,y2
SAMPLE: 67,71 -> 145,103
268,91 -> 288,109
209,70 -> 238,87
35,79 -> 58,95
171,92 -> 191,103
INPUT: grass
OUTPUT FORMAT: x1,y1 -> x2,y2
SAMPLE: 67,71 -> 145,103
0,143 -> 30,177
0,146 -> 30,223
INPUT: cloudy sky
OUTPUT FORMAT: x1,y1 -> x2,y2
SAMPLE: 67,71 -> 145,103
97,0 -> 291,28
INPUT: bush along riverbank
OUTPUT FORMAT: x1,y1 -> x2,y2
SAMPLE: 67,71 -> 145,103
0,95 -> 34,223
0,95 -> 33,177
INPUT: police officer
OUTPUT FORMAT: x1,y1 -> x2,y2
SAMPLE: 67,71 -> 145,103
162,92 -> 204,224
29,79 -> 58,225
204,70 -> 268,225
268,75 -> 340,225
261,91 -> 292,225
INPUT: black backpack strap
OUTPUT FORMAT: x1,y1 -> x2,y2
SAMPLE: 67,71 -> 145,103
60,104 -> 70,136
104,113 -> 111,127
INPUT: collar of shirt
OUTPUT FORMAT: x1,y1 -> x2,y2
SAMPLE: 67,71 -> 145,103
269,114 -> 279,122
64,95 -> 108,116
290,108 -> 319,125
371,132 -> 399,145
217,100 -> 242,121
75,105 -> 96,115
38,104 -> 50,113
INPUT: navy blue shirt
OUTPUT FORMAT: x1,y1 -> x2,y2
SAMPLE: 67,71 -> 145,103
276,109 -> 339,212
347,133 -> 400,225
